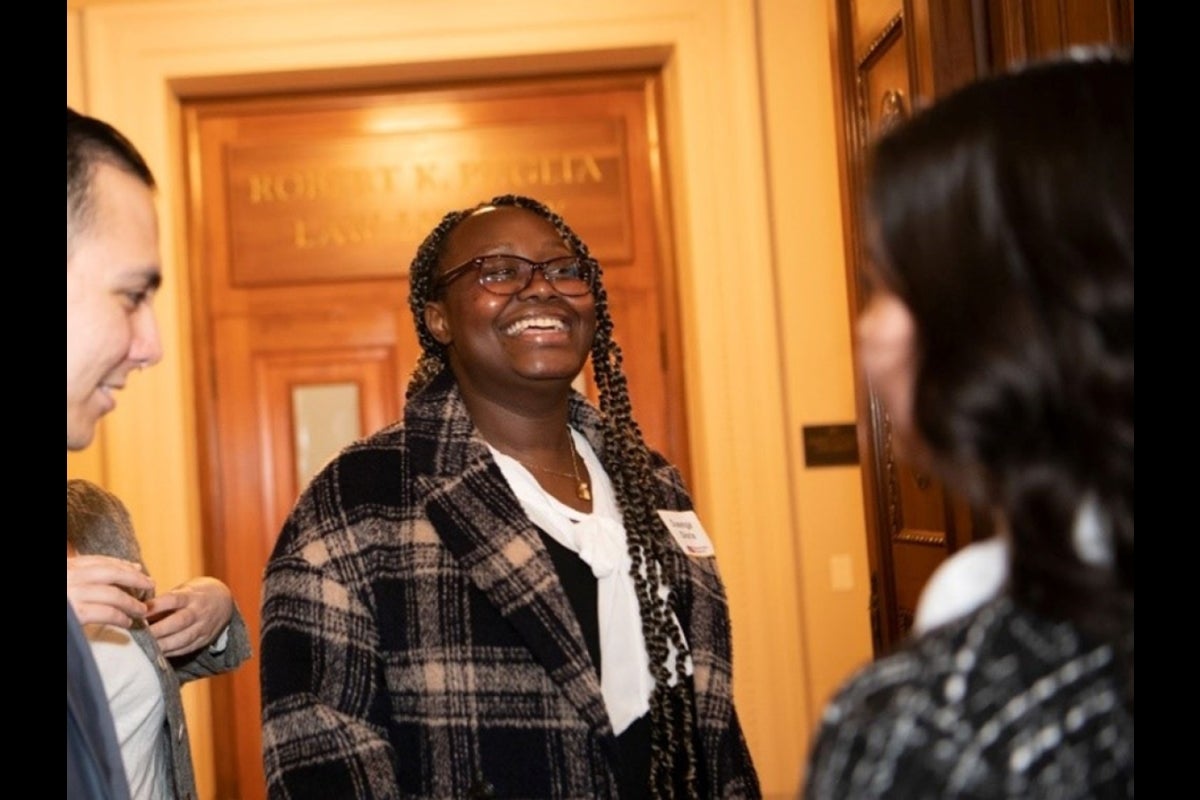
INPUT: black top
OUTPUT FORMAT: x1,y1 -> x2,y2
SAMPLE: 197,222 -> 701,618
538,530 -> 653,799
538,528 -> 710,799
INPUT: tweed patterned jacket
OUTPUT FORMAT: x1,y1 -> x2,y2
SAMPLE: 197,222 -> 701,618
803,596 -> 1134,799
128,608 -> 252,800
75,520 -> 253,799
260,370 -> 759,799
74,505 -> 253,800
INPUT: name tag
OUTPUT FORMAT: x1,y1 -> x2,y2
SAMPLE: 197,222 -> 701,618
657,510 -> 716,557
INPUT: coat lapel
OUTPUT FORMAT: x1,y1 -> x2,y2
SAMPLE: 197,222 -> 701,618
407,378 -> 613,738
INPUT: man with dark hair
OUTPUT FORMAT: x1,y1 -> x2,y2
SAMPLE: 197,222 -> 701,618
67,106 -> 161,800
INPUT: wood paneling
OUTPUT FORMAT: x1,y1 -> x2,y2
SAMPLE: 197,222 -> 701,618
832,0 -> 1132,656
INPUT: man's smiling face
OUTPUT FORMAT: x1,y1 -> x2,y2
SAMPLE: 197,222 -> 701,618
67,162 -> 163,451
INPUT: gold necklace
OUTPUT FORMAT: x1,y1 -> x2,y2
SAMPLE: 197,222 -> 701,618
509,429 -> 592,501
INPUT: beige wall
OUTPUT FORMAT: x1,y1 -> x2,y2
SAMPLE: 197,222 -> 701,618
66,1 -> 873,796
756,0 -> 876,730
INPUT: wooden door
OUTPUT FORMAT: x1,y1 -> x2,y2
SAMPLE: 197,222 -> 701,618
182,71 -> 688,798
830,0 -> 1134,656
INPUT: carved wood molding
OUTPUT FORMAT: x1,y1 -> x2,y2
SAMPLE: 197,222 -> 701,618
880,412 -> 947,547
879,89 -> 908,134
880,410 -> 904,540
852,12 -> 905,148
858,12 -> 904,70
895,528 -> 948,547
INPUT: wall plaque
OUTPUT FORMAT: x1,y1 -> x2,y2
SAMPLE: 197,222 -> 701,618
802,423 -> 860,467
224,119 -> 633,287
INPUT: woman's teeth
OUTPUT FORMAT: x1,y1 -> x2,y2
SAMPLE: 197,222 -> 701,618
505,317 -> 566,335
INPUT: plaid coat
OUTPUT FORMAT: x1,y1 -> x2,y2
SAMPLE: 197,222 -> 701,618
260,370 -> 760,799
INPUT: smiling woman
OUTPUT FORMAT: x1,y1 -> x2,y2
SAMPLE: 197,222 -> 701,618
259,194 -> 761,799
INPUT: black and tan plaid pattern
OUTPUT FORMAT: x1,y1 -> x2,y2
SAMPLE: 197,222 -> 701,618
261,370 -> 759,799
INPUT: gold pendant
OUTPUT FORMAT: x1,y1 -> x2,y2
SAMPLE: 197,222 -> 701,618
577,482 -> 592,502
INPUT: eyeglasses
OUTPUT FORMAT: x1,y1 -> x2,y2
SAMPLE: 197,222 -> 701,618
434,254 -> 596,297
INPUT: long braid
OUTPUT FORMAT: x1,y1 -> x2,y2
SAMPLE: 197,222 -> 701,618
406,194 -> 701,797
587,269 -> 696,797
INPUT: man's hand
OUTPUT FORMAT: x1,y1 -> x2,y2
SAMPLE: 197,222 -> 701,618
67,554 -> 155,628
146,576 -> 234,657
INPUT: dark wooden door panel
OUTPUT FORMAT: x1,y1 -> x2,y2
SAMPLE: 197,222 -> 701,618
832,0 -> 1133,656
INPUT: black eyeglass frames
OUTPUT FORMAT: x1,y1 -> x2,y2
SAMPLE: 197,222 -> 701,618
434,254 -> 596,297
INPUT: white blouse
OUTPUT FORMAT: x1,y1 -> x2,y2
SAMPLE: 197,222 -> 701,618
489,428 -> 692,735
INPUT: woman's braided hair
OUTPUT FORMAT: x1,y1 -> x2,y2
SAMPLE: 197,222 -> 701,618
407,194 -> 699,797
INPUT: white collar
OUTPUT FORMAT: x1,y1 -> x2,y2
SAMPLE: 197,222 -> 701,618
489,429 -> 691,734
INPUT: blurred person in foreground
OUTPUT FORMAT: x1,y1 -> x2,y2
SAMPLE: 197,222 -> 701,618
804,50 -> 1133,798
68,479 -> 252,800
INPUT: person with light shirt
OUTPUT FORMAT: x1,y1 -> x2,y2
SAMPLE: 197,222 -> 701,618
68,479 -> 251,800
